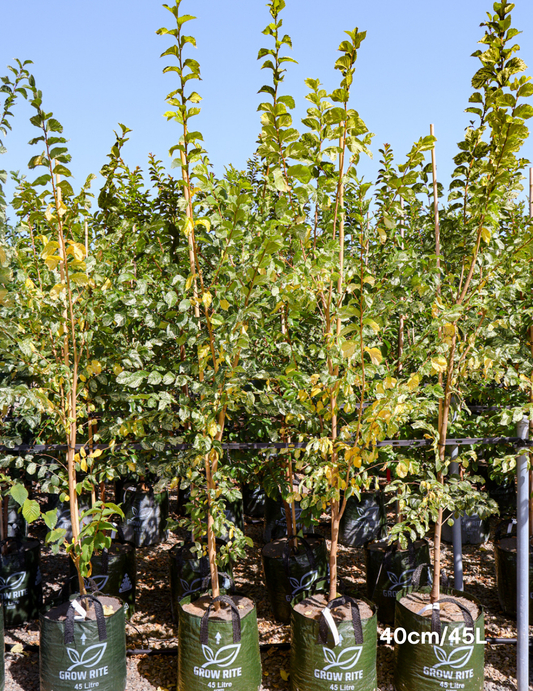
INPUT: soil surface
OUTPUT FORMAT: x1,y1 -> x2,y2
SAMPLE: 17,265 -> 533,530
399,590 -> 479,622
45,595 -> 122,621
2,494 -> 529,691
181,594 -> 254,620
293,592 -> 373,621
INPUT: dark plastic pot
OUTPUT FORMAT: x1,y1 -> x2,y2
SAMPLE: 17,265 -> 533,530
242,484 -> 265,518
45,495 -> 91,544
220,495 -> 245,542
169,542 -> 234,622
365,538 -> 431,624
289,593 -> 377,691
0,537 -> 42,627
262,534 -> 328,624
338,491 -> 385,548
6,495 -> 27,538
69,544 -> 137,619
441,512 -> 490,545
394,586 -> 484,691
116,486 -> 169,548
40,594 -> 126,691
177,594 -> 261,691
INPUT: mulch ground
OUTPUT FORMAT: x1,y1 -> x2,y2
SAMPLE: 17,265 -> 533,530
2,496 -> 528,690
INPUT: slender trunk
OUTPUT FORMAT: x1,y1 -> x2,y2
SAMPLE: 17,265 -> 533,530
329,499 -> 340,601
286,454 -> 298,550
205,456 -> 219,598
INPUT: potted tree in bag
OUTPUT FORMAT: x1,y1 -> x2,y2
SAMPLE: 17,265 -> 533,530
0,82 -> 127,690
391,4 -> 533,689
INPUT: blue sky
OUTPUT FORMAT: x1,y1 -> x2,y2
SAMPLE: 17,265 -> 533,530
2,0 -> 533,214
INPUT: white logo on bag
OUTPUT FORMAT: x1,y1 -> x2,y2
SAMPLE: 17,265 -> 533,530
85,575 -> 109,591
119,574 -> 133,593
286,570 -> 318,601
66,643 -> 107,671
433,645 -> 474,670
180,577 -> 204,597
383,569 -> 416,595
322,646 -> 363,671
201,643 -> 241,668
128,506 -> 153,521
0,572 -> 26,592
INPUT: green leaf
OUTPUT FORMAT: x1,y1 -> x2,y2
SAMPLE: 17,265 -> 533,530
22,499 -> 40,523
287,164 -> 312,184
10,483 -> 28,506
43,509 -> 58,530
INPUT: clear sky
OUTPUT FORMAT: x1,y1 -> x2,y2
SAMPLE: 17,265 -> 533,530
2,0 -> 533,215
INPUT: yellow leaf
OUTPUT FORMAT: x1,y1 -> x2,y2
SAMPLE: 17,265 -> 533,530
431,356 -> 447,374
396,461 -> 409,478
363,275 -> 375,286
91,360 -> 102,375
207,420 -> 218,438
80,447 -> 86,458
280,669 -> 290,681
202,292 -> 212,308
73,454 -> 80,463
103,605 -> 115,616
384,376 -> 397,389
366,319 -> 380,333
45,256 -> 62,271
25,278 -> 35,289
377,227 -> 387,243
0,246 -> 6,265
220,299 -> 230,310
481,227 -> 491,243
89,449 -> 103,459
45,204 -> 54,222
185,273 -> 196,291
310,386 -> 321,398
341,341 -> 357,358
365,347 -> 383,365
407,374 -> 420,391
443,323 -> 456,337
80,458 -> 88,472
113,364 -> 123,376
10,643 -> 23,654
127,461 -> 136,472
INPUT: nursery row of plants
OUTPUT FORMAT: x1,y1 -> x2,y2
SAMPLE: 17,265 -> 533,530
0,0 -> 532,689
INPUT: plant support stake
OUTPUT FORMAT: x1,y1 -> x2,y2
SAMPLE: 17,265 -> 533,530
449,444 -> 463,591
516,415 -> 529,691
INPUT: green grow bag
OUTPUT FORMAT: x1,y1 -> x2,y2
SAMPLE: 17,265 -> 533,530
117,486 -> 169,548
394,586 -> 484,691
290,593 -> 377,691
339,492 -> 385,548
169,542 -> 234,622
0,537 -> 42,627
69,544 -> 136,619
365,539 -> 431,624
177,594 -> 262,691
262,534 -> 328,624
263,493 -> 305,543
40,593 -> 126,691
494,534 -> 533,618
45,495 -> 92,544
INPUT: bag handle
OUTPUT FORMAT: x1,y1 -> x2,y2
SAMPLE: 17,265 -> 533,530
411,563 -> 432,589
318,595 -> 364,645
64,594 -> 107,644
429,597 -> 475,635
200,595 -> 241,645
282,536 -> 317,577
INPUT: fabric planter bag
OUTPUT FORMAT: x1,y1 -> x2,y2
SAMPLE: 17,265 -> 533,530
0,604 -> 4,691
40,593 -> 126,691
45,495 -> 92,544
289,593 -> 377,691
242,484 -> 265,519
69,544 -> 137,619
220,496 -> 245,543
365,538 -> 431,624
177,593 -> 262,691
169,542 -> 234,622
394,586 -> 484,691
339,491 -> 385,548
0,537 -> 42,627
116,486 -> 169,548
494,531 -> 533,618
263,493 -> 305,543
6,495 -> 27,539
441,512 -> 490,545
262,534 -> 328,624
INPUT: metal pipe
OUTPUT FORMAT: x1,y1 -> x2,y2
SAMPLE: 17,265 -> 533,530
517,415 -> 530,691
449,445 -> 463,591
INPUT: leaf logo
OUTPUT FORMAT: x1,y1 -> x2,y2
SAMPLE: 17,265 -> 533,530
386,569 -> 415,592
180,577 -> 204,596
201,643 -> 241,668
86,575 -> 109,591
323,646 -> 363,671
289,570 -> 318,596
0,572 -> 27,592
433,645 -> 474,670
67,643 -> 107,671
